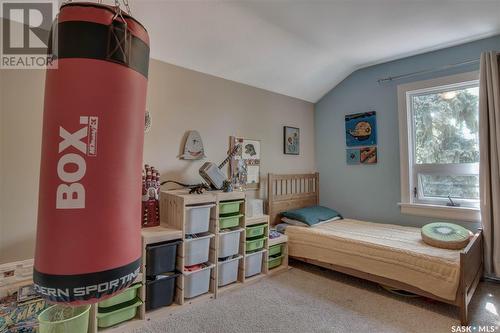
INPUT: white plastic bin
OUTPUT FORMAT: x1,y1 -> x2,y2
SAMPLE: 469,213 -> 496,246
218,256 -> 242,287
218,229 -> 243,258
184,264 -> 214,298
185,204 -> 215,235
246,199 -> 263,218
245,250 -> 265,277
184,234 -> 214,266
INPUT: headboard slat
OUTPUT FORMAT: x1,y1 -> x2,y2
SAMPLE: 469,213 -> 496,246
267,173 -> 319,226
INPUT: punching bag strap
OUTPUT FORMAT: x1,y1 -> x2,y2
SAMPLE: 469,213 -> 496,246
107,6 -> 130,65
114,0 -> 131,15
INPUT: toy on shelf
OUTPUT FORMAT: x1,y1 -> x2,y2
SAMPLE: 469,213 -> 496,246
221,180 -> 233,192
142,165 -> 161,228
199,144 -> 240,190
160,180 -> 209,194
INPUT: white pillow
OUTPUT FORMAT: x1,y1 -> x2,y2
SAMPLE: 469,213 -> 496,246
281,216 -> 341,227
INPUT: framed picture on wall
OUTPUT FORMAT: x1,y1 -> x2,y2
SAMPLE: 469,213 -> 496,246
345,111 -> 377,146
346,148 -> 360,165
345,146 -> 377,165
360,147 -> 377,164
229,136 -> 261,190
284,126 -> 300,155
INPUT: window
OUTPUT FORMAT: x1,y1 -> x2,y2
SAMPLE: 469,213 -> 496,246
398,72 -> 480,221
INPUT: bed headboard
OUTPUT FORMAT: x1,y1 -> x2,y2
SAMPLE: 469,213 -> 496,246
267,173 -> 319,226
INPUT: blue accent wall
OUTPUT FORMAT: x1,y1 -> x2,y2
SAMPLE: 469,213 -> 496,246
315,35 -> 500,229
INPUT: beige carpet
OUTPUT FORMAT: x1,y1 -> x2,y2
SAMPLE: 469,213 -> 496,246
133,261 -> 500,333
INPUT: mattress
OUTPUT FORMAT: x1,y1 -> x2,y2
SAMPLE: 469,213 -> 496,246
285,218 -> 461,301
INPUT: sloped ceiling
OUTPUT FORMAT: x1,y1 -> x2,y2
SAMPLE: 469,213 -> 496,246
131,0 -> 500,102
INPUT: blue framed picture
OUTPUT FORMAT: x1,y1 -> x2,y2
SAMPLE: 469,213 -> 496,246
345,111 -> 377,147
346,149 -> 360,165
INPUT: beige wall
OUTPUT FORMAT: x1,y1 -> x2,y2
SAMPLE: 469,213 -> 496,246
144,60 -> 315,195
0,68 -> 3,258
0,59 -> 315,264
1,68 -> 46,264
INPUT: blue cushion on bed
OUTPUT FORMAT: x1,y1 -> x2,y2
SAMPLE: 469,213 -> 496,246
282,206 -> 341,226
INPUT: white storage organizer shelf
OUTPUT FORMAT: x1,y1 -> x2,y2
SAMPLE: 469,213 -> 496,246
184,264 -> 214,299
155,190 -> 271,317
218,229 -> 243,258
245,250 -> 265,277
184,234 -> 214,266
218,256 -> 242,287
184,204 -> 214,235
0,190 -> 276,333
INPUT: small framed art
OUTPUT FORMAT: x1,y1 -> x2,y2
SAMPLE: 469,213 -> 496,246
284,126 -> 300,155
346,147 -> 377,164
229,136 -> 261,190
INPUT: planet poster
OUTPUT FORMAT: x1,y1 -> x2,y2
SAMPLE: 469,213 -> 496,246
345,111 -> 377,147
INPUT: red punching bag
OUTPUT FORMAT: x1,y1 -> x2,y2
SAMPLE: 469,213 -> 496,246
34,2 -> 149,304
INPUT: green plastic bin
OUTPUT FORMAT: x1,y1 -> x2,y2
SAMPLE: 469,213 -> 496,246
268,244 -> 282,257
219,200 -> 244,215
97,298 -> 142,328
246,236 -> 266,252
98,283 -> 141,309
38,304 -> 90,333
246,224 -> 267,239
268,254 -> 284,270
219,214 -> 243,229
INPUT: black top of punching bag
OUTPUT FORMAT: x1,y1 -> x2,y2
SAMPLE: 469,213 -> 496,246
49,2 -> 150,78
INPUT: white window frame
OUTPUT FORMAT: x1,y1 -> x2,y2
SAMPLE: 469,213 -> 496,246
397,71 -> 481,222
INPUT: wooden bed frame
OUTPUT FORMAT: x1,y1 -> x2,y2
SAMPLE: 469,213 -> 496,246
267,173 -> 483,325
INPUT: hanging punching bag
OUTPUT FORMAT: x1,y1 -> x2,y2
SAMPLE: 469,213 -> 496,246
34,2 -> 149,304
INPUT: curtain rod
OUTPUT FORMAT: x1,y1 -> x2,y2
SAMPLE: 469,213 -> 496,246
376,58 -> 480,84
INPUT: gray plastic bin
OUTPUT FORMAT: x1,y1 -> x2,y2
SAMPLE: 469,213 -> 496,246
184,264 -> 214,298
185,204 -> 215,235
217,256 -> 242,287
245,250 -> 265,277
218,229 -> 243,258
185,233 -> 214,266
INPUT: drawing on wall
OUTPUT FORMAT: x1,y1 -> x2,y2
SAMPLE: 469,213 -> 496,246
179,130 -> 206,160
229,137 -> 261,190
242,140 -> 260,160
360,147 -> 377,164
283,126 -> 300,155
346,147 -> 377,164
346,149 -> 360,165
345,111 -> 377,146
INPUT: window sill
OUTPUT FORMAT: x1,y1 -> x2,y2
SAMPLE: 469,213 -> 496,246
398,202 -> 480,222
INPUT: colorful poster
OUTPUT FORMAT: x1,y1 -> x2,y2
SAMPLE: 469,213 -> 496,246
346,149 -> 360,165
346,147 -> 377,164
345,111 -> 377,147
360,147 -> 377,164
283,126 -> 300,155
230,137 -> 261,190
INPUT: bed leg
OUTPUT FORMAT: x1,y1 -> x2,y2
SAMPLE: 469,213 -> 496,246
459,296 -> 469,326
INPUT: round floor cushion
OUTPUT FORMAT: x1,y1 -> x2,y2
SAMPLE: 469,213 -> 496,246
421,222 -> 472,250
